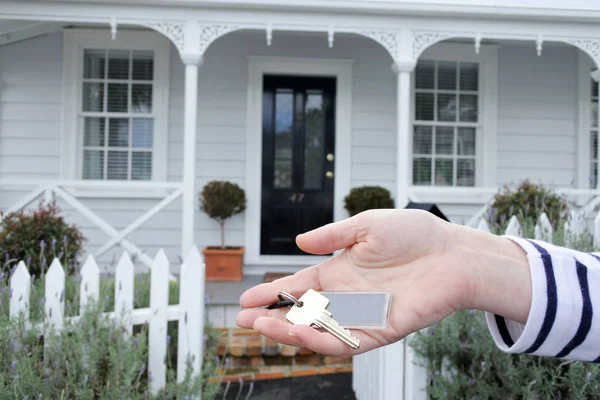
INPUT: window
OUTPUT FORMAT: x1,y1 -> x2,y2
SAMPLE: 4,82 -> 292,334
591,77 -> 598,188
81,50 -> 154,180
412,60 -> 479,187
62,30 -> 169,183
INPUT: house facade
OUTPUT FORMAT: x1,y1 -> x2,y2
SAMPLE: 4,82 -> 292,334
2,1 -> 600,328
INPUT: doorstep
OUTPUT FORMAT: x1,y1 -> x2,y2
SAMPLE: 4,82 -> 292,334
209,327 -> 353,383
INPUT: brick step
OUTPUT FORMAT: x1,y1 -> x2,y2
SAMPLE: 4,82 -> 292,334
212,328 -> 353,382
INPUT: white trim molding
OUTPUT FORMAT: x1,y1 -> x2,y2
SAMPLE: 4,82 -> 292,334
244,56 -> 354,267
412,41 -> 499,188
61,28 -> 171,197
577,51 -> 594,189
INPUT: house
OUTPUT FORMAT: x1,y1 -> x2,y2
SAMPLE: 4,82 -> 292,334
2,1 -> 600,336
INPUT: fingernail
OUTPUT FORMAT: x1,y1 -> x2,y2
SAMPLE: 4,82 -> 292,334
288,331 -> 295,337
253,322 -> 260,333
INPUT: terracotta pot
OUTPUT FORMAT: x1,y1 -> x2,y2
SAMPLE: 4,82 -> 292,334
203,246 -> 244,281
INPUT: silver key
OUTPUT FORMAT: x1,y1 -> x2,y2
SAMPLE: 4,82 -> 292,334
285,289 -> 360,349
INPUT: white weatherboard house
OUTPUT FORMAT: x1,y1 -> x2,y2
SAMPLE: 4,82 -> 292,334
2,1 -> 600,397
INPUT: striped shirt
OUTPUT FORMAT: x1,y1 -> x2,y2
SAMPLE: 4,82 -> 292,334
486,236 -> 600,362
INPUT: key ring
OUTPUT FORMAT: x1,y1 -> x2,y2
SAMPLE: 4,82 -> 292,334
277,291 -> 303,307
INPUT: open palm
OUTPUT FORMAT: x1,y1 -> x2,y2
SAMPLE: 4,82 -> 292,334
236,209 -> 474,356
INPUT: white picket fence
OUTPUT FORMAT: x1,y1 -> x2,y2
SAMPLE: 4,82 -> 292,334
8,245 -> 206,396
352,211 -> 588,400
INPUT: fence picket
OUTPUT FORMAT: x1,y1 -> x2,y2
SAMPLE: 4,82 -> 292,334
564,221 -> 572,247
177,246 -> 205,384
148,250 -> 170,394
505,215 -> 522,237
476,218 -> 491,232
10,261 -> 31,320
535,212 -> 553,242
115,253 -> 134,335
45,258 -> 65,331
80,255 -> 100,315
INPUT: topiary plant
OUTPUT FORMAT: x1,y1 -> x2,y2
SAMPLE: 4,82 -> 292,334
344,186 -> 395,217
0,201 -> 85,276
199,180 -> 246,248
486,179 -> 569,232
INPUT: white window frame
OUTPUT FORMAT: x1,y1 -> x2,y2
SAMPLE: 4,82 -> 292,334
410,42 -> 498,201
62,29 -> 170,196
577,51 -> 598,189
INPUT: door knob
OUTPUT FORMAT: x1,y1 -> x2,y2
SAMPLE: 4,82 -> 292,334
327,153 -> 334,162
326,171 -> 334,179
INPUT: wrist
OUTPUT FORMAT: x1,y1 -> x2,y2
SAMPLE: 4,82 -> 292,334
450,224 -> 532,324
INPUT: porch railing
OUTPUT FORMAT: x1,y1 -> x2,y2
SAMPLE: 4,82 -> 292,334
0,179 -> 184,278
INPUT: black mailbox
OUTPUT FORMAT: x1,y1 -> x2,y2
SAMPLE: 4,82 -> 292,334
404,202 -> 449,222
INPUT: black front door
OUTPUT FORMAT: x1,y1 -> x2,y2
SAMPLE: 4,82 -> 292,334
261,75 -> 336,255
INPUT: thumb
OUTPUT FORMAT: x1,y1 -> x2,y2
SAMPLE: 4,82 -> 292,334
296,212 -> 369,255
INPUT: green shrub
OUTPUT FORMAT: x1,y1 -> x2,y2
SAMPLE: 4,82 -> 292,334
199,181 -> 246,248
486,180 -> 569,232
344,186 -> 394,217
0,202 -> 85,277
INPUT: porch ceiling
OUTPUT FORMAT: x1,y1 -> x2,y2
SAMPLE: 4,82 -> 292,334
0,20 -> 66,46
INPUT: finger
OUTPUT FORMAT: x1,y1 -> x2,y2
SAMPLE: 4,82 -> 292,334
296,213 -> 368,255
252,317 -> 305,347
239,266 -> 321,308
288,325 -> 358,356
235,307 -> 288,330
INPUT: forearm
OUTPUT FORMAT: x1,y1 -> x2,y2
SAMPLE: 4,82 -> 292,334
450,223 -> 532,324
452,223 -> 600,361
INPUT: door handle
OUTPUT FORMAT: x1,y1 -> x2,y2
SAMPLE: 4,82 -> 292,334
326,171 -> 334,179
327,153 -> 334,162
289,193 -> 297,202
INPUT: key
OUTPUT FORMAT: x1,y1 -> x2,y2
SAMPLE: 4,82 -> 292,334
285,289 -> 360,349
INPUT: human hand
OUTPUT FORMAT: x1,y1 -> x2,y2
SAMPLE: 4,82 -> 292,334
236,209 -> 531,356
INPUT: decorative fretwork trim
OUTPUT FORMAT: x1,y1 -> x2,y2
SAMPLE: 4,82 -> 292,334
412,31 -> 454,60
198,24 -> 239,55
564,38 -> 600,68
361,30 -> 401,62
142,21 -> 185,54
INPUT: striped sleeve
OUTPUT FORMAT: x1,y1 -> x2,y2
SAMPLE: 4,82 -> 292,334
485,236 -> 600,362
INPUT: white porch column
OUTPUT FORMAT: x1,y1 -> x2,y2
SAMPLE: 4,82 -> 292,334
179,21 -> 204,258
592,69 -> 600,190
393,62 -> 415,208
181,59 -> 201,257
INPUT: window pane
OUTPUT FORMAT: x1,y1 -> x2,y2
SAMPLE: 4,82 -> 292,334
132,84 -> 153,113
592,99 -> 598,128
592,161 -> 598,189
108,50 -> 129,80
457,159 -> 475,187
83,150 -> 104,179
413,158 -> 432,186
415,93 -> 434,121
303,92 -> 324,190
132,51 -> 154,80
437,62 -> 457,90
83,50 -> 105,79
459,94 -> 478,122
107,84 -> 128,112
435,127 -> 454,155
274,90 -> 293,189
84,117 -> 105,146
82,83 -> 104,112
413,126 -> 433,154
592,130 -> 598,161
107,151 -> 128,180
132,119 -> 153,148
434,159 -> 454,186
437,93 -> 456,121
415,61 -> 435,89
132,152 -> 152,180
457,127 -> 476,155
459,63 -> 478,91
108,118 -> 129,147
593,79 -> 598,98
